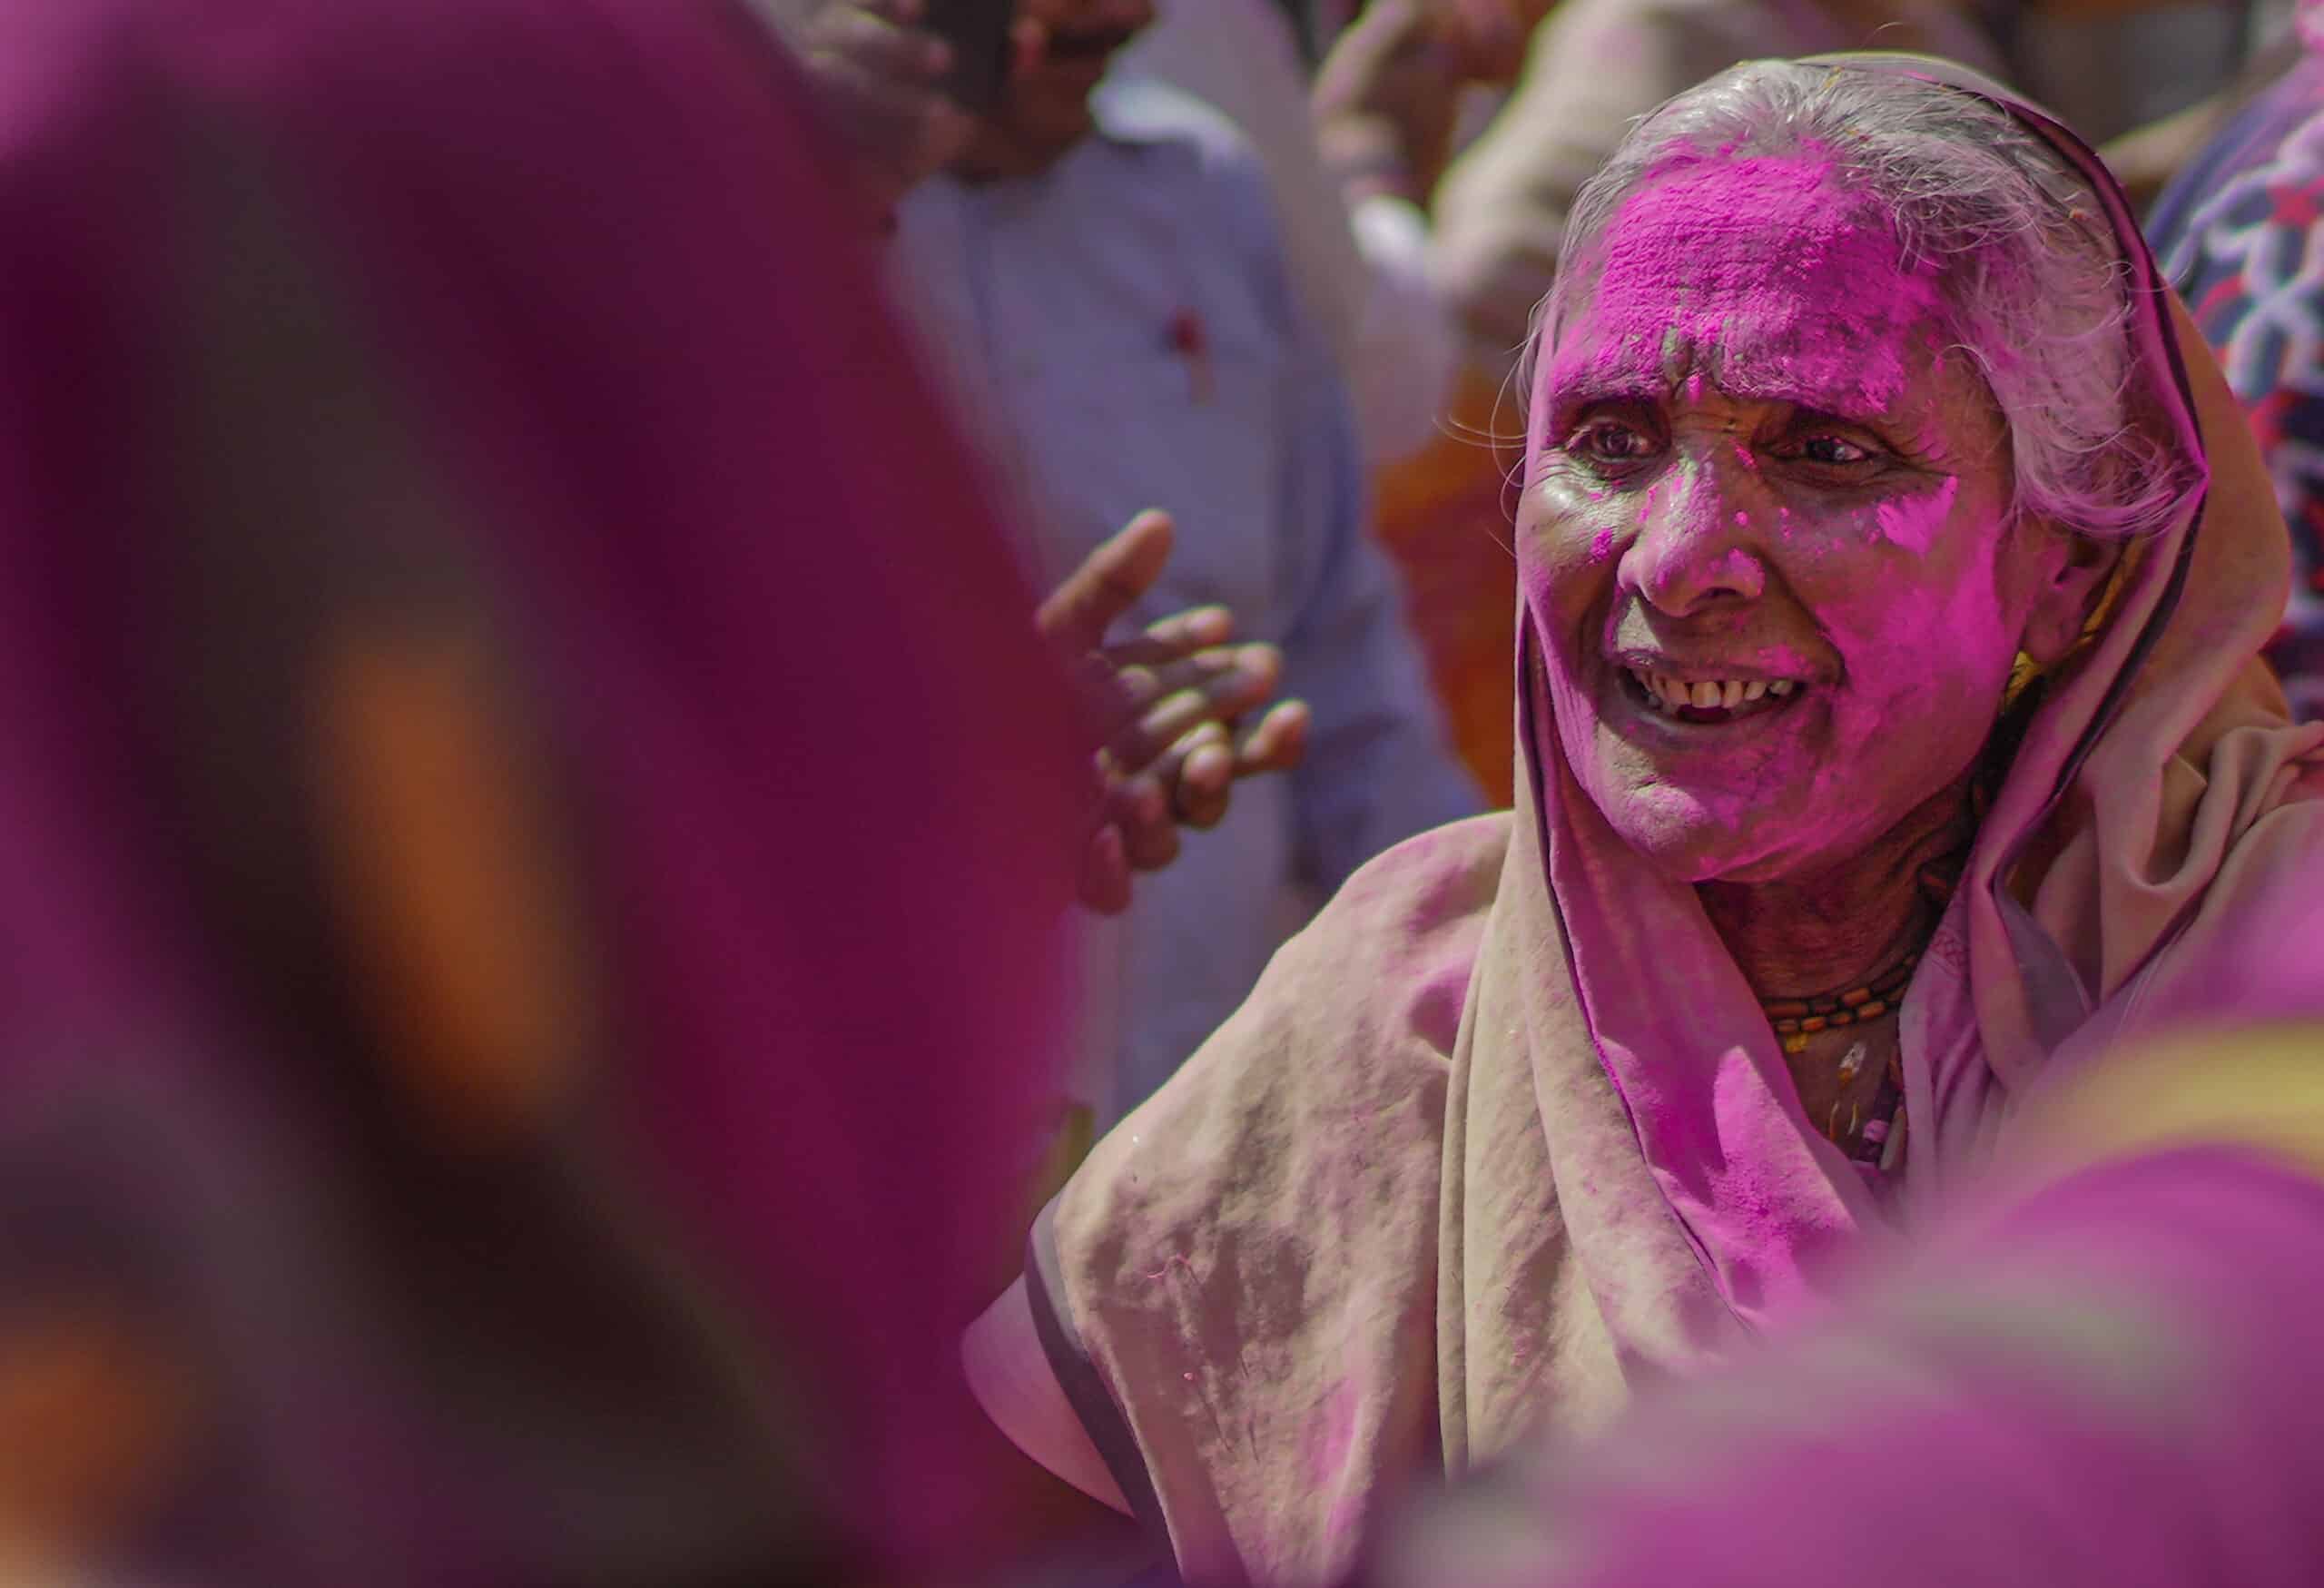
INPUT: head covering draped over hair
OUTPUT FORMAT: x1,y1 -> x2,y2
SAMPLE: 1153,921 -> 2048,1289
0,1 -> 1078,1581
1029,54 -> 2324,1588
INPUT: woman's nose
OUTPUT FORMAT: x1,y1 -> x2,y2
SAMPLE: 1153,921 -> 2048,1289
1615,462 -> 1768,617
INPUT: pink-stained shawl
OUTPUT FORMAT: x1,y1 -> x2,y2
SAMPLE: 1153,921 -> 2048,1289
1371,860 -> 2324,1588
0,1 -> 1078,1581
1029,54 -> 2324,1588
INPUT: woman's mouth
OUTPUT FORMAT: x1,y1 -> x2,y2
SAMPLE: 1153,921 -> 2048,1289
1620,665 -> 1805,725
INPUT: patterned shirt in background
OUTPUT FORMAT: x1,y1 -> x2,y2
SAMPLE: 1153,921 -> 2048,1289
2151,54 -> 2324,722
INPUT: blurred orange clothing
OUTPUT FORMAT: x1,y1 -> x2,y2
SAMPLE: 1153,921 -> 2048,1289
1372,362 -> 1520,806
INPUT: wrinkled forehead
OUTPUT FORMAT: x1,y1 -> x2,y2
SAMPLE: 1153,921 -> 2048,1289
1538,150 -> 1951,427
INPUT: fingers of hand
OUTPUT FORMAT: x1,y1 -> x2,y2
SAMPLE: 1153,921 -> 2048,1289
1078,823 -> 1133,915
810,5 -> 951,78
1078,637 -> 1268,751
1235,699 -> 1311,776
1103,644 -> 1282,775
1167,723 -> 1236,830
1010,15 -> 1051,74
1078,710 -> 1245,901
803,15 -> 958,177
1103,774 -> 1181,873
1035,509 -> 1176,654
1102,604 -> 1234,669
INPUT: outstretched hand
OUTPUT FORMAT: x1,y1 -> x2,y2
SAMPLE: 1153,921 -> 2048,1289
758,0 -> 974,212
756,0 -> 1062,213
1038,510 -> 1310,915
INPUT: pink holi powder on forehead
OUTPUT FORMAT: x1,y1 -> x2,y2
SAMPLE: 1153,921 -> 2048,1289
1541,152 -> 1944,419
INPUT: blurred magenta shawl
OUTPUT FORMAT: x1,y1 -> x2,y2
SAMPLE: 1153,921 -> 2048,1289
0,0 -> 1077,1580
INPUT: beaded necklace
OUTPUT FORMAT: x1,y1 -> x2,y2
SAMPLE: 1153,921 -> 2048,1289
1757,853 -> 1967,1167
1765,952 -> 1919,1056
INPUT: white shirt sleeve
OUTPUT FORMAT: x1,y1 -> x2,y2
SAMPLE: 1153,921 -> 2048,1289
960,1277 -> 1134,1515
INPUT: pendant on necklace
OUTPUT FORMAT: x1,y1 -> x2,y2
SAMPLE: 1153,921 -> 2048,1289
1836,1041 -> 1870,1085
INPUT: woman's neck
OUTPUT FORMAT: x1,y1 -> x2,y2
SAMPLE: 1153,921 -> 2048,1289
1698,774 -> 1975,1001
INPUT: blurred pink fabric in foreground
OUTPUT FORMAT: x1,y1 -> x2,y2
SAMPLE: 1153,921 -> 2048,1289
0,0 -> 1078,1581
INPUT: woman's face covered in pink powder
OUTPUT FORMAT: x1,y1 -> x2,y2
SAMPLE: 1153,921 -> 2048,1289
1522,150 -> 2098,883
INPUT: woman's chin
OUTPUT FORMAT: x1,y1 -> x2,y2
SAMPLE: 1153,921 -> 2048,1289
1588,791 -> 1773,882
1601,794 -> 1905,888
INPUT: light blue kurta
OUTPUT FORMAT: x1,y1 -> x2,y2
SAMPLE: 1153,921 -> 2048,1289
888,81 -> 1480,1116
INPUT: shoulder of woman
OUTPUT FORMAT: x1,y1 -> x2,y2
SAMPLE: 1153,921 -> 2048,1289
1056,814 -> 1509,1236
1201,810 -> 1508,1078
1308,809 -> 1512,947
1043,822 -> 1503,1471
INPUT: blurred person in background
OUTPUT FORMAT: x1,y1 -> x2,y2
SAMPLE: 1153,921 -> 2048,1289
1108,0 -> 1520,469
2143,0 -> 2324,721
1305,0 -> 1548,805
2097,21 -> 2306,212
955,51 -> 2324,1588
1348,0 -> 2007,363
783,0 -> 1482,1128
0,0 -> 1261,1579
780,0 -> 1529,812
2002,0 -> 2254,175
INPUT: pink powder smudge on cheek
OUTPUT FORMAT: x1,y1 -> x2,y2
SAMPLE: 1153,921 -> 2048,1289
1591,527 -> 1616,559
1874,473 -> 1960,556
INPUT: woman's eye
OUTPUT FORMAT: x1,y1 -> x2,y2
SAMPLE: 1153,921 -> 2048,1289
1570,422 -> 1656,464
1793,435 -> 1878,467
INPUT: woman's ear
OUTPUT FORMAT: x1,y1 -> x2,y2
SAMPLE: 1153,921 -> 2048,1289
2018,520 -> 2124,667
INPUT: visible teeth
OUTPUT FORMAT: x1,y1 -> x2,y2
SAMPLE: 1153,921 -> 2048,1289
1631,669 -> 1800,713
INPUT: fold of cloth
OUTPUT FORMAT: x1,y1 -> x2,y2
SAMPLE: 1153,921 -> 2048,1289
0,1 -> 1079,1579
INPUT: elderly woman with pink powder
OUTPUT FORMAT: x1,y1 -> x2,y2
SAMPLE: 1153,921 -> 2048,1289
956,53 -> 2324,1588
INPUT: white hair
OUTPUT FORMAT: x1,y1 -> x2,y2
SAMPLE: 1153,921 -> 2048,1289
1535,61 -> 2198,540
